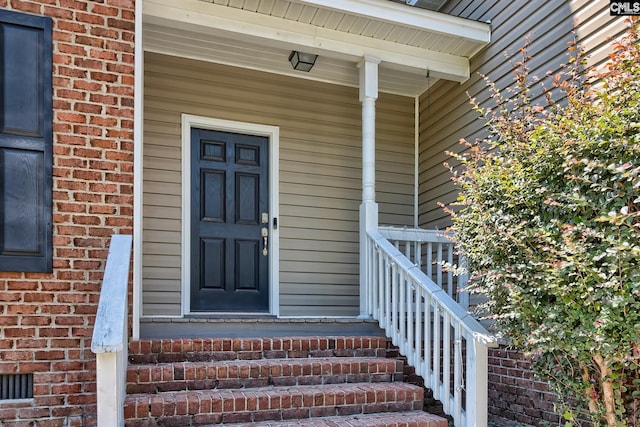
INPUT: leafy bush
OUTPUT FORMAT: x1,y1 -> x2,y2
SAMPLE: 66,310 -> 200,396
444,18 -> 640,426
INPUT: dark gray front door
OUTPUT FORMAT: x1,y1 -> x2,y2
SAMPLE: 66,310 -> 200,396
190,128 -> 269,312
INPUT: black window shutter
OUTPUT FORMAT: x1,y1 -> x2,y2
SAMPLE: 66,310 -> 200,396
0,10 -> 53,272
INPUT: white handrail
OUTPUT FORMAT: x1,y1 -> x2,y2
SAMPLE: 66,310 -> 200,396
366,229 -> 496,427
91,234 -> 133,427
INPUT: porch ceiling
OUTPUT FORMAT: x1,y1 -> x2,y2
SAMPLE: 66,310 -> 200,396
142,0 -> 491,97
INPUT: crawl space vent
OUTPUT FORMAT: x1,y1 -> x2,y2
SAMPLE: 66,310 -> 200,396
1,373 -> 34,400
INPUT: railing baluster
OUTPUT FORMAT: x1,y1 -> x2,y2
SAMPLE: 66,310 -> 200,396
454,325 -> 463,426
406,280 -> 414,365
380,253 -> 391,329
414,286 -> 422,374
433,305 -> 441,400
436,243 -> 443,289
370,240 -> 377,317
391,262 -> 399,345
426,242 -> 433,279
423,292 -> 432,387
447,243 -> 454,299
379,251 -> 384,322
442,311 -> 451,415
368,240 -> 372,316
458,254 -> 470,310
399,270 -> 406,355
385,256 -> 392,332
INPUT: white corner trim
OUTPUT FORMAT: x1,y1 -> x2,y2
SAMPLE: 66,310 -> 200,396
132,0 -> 144,340
181,115 -> 280,316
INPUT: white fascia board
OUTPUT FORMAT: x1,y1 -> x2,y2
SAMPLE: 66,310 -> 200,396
143,0 -> 471,81
292,0 -> 491,44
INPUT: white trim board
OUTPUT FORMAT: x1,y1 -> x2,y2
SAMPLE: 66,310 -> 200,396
132,0 -> 144,341
143,0 -> 486,82
180,115 -> 281,317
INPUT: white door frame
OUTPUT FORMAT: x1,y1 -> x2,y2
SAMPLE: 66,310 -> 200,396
181,114 -> 280,316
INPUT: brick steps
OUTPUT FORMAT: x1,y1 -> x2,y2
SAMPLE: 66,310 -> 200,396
125,382 -> 424,426
125,336 -> 447,427
128,336 -> 389,364
127,357 -> 403,394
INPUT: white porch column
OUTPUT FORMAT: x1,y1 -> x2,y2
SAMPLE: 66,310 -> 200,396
358,56 -> 380,318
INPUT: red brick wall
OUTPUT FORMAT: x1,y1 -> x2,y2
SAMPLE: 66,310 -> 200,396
488,346 -> 562,426
0,1 -> 134,425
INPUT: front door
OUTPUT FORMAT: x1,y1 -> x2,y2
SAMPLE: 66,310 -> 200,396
190,128 -> 269,312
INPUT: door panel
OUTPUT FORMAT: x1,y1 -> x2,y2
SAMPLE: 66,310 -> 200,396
201,170 -> 225,222
200,238 -> 224,289
191,128 -> 269,312
235,239 -> 259,290
236,173 -> 259,224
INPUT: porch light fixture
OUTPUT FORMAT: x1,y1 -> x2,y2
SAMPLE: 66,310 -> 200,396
288,50 -> 318,72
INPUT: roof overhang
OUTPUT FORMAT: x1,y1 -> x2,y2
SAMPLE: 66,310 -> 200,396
143,0 -> 491,96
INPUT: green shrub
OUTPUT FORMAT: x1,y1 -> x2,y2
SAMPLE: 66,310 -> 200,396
445,18 -> 640,426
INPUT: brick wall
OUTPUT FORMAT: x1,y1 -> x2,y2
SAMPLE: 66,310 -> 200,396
0,0 -> 134,425
488,346 -> 562,426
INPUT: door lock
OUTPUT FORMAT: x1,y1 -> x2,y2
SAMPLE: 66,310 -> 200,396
261,212 -> 269,224
261,227 -> 268,256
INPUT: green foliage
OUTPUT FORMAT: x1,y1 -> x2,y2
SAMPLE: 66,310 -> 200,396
445,19 -> 640,426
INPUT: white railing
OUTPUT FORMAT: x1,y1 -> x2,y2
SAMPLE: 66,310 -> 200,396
379,226 -> 469,309
91,235 -> 133,427
365,228 -> 496,427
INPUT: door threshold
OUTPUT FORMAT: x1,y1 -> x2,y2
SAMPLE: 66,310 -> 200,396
184,313 -> 276,320
138,316 -> 384,339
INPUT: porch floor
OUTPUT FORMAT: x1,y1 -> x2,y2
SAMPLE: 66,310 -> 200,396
139,317 -> 385,339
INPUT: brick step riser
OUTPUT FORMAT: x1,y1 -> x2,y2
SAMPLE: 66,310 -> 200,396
128,336 -> 388,364
124,383 -> 423,427
127,358 -> 403,394
229,412 -> 447,427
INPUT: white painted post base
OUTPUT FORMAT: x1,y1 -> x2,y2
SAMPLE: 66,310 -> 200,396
95,349 -> 126,427
359,200 -> 378,318
466,337 -> 489,427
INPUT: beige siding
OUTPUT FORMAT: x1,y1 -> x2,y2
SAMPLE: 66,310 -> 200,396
143,53 -> 414,316
418,0 -> 624,229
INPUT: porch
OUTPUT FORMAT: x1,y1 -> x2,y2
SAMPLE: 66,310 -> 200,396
95,1 -> 496,425
135,0 -> 491,322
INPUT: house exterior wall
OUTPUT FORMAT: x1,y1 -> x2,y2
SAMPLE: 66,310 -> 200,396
418,1 -> 624,425
143,52 -> 415,317
0,1 -> 134,426
419,0 -> 621,229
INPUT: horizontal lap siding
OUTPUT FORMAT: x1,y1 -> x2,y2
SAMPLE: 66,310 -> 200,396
143,53 -> 414,316
418,0 -> 622,229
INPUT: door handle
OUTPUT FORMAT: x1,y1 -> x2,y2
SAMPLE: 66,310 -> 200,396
261,227 -> 268,256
